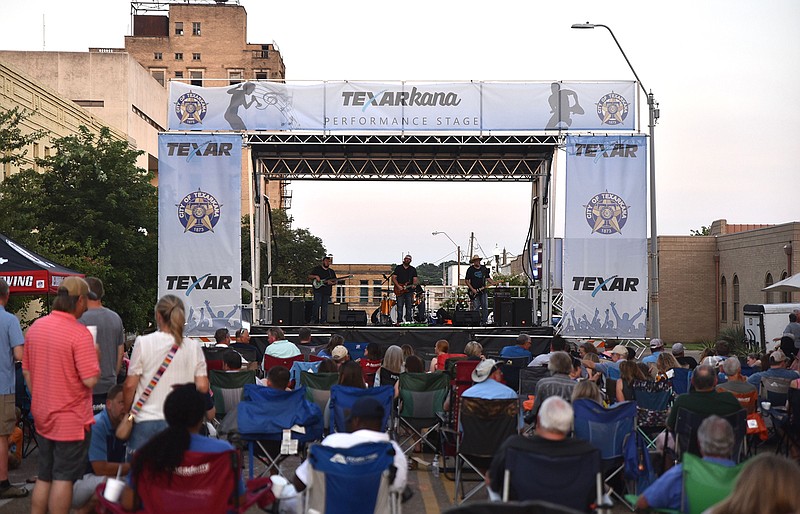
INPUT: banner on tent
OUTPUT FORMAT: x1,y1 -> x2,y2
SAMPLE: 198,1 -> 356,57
157,133 -> 242,337
168,80 -> 637,132
562,135 -> 648,339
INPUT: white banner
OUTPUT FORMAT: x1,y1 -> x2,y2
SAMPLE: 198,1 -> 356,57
158,134 -> 242,337
168,81 -> 637,132
562,135 -> 648,339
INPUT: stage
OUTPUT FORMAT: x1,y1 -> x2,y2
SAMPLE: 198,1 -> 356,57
250,324 -> 556,358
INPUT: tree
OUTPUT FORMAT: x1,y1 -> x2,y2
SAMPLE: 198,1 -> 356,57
0,126 -> 158,332
0,107 -> 46,166
690,225 -> 711,236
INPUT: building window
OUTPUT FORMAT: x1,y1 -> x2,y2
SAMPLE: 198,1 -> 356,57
255,71 -> 269,80
150,69 -> 166,87
765,273 -> 774,304
32,143 -> 39,170
175,22 -> 183,35
228,70 -> 243,85
189,70 -> 203,87
733,275 -> 740,322
154,52 -> 162,60
372,280 -> 382,301
720,276 -> 727,322
360,280 -> 368,304
192,22 -> 201,36
175,52 -> 183,61
261,44 -> 269,59
174,71 -> 183,78
781,271 -> 789,303
192,53 -> 201,61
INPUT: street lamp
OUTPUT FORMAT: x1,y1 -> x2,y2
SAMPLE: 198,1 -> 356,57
571,22 -> 661,338
432,231 -> 461,287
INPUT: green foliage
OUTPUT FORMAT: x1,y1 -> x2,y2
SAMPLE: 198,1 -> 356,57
416,261 -> 454,286
690,225 -> 711,236
0,107 -> 47,166
717,325 -> 748,355
0,126 -> 157,333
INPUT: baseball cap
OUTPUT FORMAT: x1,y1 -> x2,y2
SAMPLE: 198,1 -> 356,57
649,338 -> 664,349
471,358 -> 499,383
611,345 -> 629,357
770,349 -> 787,363
58,276 -> 98,300
331,345 -> 349,362
347,397 -> 385,422
671,343 -> 685,354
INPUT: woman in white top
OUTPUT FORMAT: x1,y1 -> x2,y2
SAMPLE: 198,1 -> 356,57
123,295 -> 208,455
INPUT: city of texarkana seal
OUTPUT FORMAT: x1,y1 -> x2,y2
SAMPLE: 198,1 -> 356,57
596,92 -> 629,126
177,189 -> 221,233
175,91 -> 208,125
584,191 -> 628,235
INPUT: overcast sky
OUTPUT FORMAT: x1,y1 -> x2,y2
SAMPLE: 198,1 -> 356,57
1,0 -> 798,265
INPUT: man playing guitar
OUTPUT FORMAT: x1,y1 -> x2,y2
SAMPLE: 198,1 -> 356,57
392,254 -> 419,324
308,256 -> 337,324
464,255 -> 496,325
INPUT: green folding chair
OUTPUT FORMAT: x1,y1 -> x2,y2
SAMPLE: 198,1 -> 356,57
209,369 -> 256,418
299,371 -> 339,426
397,371 -> 449,455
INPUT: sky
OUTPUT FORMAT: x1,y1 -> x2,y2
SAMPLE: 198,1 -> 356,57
1,0 -> 798,265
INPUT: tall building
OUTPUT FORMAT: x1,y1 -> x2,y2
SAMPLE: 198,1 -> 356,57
124,0 -> 286,88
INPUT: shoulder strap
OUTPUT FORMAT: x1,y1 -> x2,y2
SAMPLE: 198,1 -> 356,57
131,342 -> 181,415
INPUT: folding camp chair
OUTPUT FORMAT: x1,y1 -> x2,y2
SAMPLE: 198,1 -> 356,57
237,384 -> 324,479
397,372 -> 449,456
302,441 -> 401,514
671,368 -> 692,396
572,399 -> 637,509
501,446 -> 602,512
290,360 -> 321,389
671,408 -> 747,463
300,371 -> 339,423
230,342 -> 261,367
202,346 -> 228,371
95,449 -> 275,514
344,342 -> 367,361
263,354 -> 304,375
774,387 -> 800,456
455,397 -> 518,503
632,380 -> 673,450
760,376 -> 791,408
680,453 -> 744,514
440,361 -> 479,477
329,384 -> 395,434
209,369 -> 256,419
14,362 -> 37,457
499,356 -> 529,393
360,358 -> 382,387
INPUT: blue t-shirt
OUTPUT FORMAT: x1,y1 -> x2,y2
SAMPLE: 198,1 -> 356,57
642,457 -> 734,511
462,378 -> 517,400
87,409 -> 127,474
642,351 -> 661,365
0,305 -> 24,395
499,345 -> 532,360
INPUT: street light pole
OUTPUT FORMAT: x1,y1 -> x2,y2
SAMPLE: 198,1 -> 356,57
571,22 -> 661,338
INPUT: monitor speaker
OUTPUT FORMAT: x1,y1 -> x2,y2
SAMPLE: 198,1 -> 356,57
272,297 -> 291,325
454,310 -> 481,326
329,303 -> 348,323
339,309 -> 367,326
513,298 -> 533,326
496,301 -> 513,327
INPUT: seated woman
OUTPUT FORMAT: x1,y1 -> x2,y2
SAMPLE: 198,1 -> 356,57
464,341 -> 484,361
317,334 -> 345,359
653,352 -> 681,382
375,345 -> 404,390
120,384 -> 238,511
571,379 -> 603,405
429,339 -> 450,372
616,360 -> 650,403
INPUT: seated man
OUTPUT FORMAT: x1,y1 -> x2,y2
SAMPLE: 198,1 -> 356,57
642,338 -> 664,365
529,335 -> 568,367
264,327 -> 301,359
667,364 -> 742,431
462,359 -> 517,400
499,333 -> 532,361
746,349 -> 800,391
717,358 -> 757,397
293,397 -> 407,493
530,351 -> 576,417
73,385 -> 129,514
487,396 -> 596,501
222,349 -> 243,372
214,328 -> 231,348
582,344 -> 628,380
637,415 -> 737,511
261,365 -> 290,391
671,343 -> 698,370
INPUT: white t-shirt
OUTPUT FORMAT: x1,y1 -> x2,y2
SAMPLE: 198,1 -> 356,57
295,429 -> 407,492
128,331 -> 207,422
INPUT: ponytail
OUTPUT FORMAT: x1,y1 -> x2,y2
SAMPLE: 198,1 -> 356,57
155,295 -> 185,346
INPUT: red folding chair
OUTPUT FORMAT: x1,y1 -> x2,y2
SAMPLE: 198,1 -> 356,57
360,358 -> 382,387
263,354 -> 304,374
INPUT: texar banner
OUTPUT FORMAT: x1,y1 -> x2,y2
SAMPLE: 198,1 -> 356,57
562,135 -> 648,339
158,133 -> 242,337
168,80 -> 637,132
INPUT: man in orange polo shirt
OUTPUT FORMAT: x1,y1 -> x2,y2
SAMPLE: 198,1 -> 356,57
23,277 -> 100,514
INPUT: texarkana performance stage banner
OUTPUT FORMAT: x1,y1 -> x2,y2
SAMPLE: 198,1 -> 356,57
562,135 -> 648,339
168,80 -> 637,132
157,133 -> 242,337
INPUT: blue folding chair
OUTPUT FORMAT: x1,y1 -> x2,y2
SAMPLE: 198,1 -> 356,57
572,399 -> 637,509
329,385 -> 394,434
289,360 -> 321,388
632,380 -> 673,449
671,368 -> 692,395
237,384 -> 323,479
344,342 -> 368,361
303,441 -> 400,514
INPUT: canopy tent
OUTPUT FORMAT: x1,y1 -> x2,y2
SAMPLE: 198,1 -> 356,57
0,234 -> 84,295
762,273 -> 800,293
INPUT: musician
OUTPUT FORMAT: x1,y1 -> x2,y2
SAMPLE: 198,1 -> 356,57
308,256 -> 337,324
464,255 -> 496,325
392,254 -> 418,324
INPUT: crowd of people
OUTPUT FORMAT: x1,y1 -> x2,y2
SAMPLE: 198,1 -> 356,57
3,276 -> 800,513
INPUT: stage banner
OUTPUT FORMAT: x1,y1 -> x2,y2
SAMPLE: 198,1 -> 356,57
157,133 -> 242,337
561,135 -> 648,339
168,80 -> 636,132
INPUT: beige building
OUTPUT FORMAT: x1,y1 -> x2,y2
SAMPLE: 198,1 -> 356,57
0,50 -> 167,174
0,60 -> 128,180
124,1 -> 285,88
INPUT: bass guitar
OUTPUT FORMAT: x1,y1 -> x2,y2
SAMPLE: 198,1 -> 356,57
312,274 -> 353,290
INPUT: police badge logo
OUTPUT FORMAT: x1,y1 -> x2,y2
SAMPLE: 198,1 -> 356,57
584,191 -> 628,235
175,91 -> 208,125
596,92 -> 629,125
177,189 -> 221,233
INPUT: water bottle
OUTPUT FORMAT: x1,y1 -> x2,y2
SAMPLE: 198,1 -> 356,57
431,454 -> 440,478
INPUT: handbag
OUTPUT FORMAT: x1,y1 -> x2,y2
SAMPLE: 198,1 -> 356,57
115,343 -> 180,441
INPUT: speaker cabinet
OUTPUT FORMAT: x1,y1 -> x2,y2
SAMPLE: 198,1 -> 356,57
454,310 -> 481,326
495,301 -> 514,327
272,297 -> 291,325
339,309 -> 367,326
291,299 -> 305,325
329,303 -> 348,323
513,298 -> 533,326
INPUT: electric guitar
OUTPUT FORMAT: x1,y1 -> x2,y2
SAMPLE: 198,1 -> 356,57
467,286 -> 486,300
312,274 -> 352,290
393,282 -> 419,297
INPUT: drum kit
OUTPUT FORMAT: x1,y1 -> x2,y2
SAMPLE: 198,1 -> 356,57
370,276 -> 429,326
